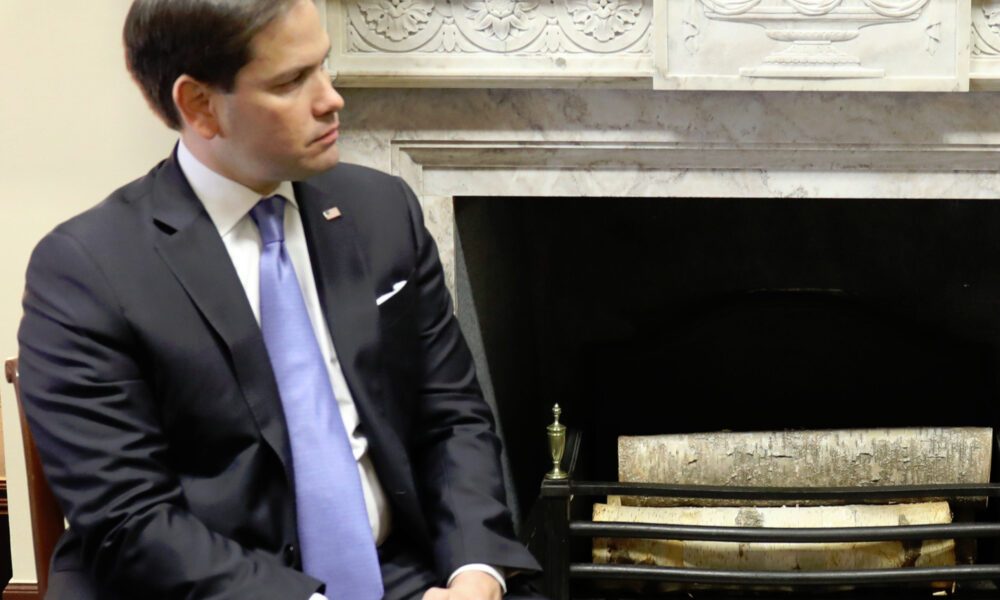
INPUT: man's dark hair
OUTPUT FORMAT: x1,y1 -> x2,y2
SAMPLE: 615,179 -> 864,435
124,0 -> 299,130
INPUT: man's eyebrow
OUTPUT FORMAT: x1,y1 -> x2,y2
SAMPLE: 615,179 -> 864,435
270,44 -> 332,84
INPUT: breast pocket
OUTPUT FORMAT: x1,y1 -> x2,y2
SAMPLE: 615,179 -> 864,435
377,275 -> 420,422
376,274 -> 418,328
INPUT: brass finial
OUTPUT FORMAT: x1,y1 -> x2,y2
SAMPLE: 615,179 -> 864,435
546,403 -> 567,480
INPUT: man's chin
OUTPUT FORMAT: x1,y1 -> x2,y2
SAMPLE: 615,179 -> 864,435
294,150 -> 340,179
310,146 -> 341,171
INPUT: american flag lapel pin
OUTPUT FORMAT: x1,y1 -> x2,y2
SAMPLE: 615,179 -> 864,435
323,206 -> 342,221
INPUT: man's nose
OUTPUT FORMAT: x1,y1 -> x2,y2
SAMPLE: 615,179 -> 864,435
314,71 -> 344,117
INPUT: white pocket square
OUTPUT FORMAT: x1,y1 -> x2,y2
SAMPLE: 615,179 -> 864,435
376,280 -> 407,306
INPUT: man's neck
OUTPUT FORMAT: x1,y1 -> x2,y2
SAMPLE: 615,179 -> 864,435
180,131 -> 279,196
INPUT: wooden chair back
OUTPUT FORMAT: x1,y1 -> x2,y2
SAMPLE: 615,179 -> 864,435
4,358 -> 64,598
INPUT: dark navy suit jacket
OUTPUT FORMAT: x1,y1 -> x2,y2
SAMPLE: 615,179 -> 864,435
17,151 -> 539,599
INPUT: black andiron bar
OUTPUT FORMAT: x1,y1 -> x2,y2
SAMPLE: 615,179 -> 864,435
532,405 -> 1000,600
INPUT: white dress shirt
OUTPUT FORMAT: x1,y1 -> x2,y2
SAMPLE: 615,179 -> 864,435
176,142 -> 505,597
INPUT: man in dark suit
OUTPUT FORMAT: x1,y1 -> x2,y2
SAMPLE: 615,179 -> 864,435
16,0 -> 541,598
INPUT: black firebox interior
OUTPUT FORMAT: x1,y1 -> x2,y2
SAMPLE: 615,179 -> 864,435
456,196 -> 1000,517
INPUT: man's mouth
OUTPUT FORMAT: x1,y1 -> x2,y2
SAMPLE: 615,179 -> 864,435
313,126 -> 339,145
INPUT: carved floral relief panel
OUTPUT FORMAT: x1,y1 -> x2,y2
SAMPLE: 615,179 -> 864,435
345,0 -> 651,54
972,0 -> 1000,54
970,0 -> 1000,84
326,0 -> 654,86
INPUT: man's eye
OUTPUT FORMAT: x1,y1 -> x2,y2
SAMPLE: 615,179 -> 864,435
278,73 -> 306,89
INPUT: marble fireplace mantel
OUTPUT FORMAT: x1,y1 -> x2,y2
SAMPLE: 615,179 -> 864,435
321,2 -> 1000,524
319,2 -> 1000,292
331,85 -> 1000,525
321,1 -> 1000,262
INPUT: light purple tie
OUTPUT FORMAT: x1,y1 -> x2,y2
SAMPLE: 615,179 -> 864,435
251,196 -> 383,600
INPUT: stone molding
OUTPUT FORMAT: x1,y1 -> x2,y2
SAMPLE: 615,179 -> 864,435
390,139 -> 1000,210
378,136 -> 1000,292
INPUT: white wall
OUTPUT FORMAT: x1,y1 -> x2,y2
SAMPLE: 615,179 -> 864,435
0,1 -> 177,584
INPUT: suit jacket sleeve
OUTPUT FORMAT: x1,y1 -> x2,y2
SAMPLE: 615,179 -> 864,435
390,179 -> 540,578
18,229 -> 323,599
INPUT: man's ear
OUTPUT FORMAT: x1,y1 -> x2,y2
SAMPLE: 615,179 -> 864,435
173,75 -> 221,139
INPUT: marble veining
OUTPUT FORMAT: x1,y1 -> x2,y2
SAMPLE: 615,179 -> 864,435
335,88 -> 1000,291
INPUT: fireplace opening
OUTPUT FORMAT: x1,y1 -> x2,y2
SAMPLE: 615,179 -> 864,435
454,195 -> 1000,517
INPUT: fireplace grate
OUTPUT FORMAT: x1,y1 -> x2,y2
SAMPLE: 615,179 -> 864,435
532,432 -> 1000,599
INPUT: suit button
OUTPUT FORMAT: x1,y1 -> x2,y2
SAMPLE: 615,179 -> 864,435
283,544 -> 296,566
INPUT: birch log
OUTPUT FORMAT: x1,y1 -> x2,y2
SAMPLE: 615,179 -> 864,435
617,428 -> 992,506
593,502 -> 956,571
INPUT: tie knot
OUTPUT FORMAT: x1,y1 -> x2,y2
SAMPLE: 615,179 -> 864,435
250,195 -> 286,245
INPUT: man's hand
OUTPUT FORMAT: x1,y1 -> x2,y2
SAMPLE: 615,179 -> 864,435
422,570 -> 503,600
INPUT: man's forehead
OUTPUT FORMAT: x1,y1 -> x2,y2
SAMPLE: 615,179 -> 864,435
243,1 -> 329,76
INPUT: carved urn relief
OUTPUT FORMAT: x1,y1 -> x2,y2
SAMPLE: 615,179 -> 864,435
697,0 -> 932,78
659,0 -> 967,89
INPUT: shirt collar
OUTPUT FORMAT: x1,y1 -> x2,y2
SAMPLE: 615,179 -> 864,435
177,139 -> 298,237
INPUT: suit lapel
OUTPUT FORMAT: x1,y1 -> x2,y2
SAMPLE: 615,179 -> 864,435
150,152 -> 294,480
295,180 -> 420,501
295,180 -> 382,412
149,159 -> 420,531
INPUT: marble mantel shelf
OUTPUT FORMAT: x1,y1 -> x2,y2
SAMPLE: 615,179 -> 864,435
319,0 -> 1000,91
392,140 -> 1000,172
